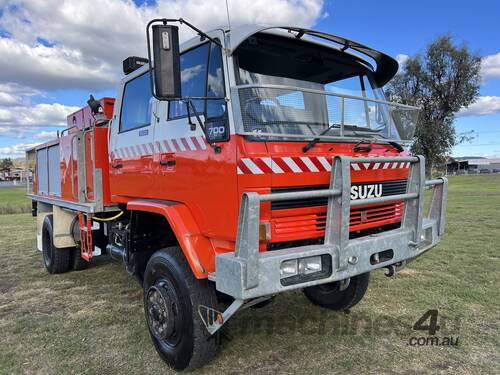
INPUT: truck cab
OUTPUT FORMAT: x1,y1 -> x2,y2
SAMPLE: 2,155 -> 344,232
29,22 -> 447,371
108,25 -> 425,276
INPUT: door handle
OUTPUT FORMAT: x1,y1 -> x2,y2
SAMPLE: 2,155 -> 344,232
111,163 -> 123,169
159,160 -> 176,166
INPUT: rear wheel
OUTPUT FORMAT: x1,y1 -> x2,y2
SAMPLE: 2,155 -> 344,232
143,246 -> 219,371
42,215 -> 71,274
303,273 -> 370,310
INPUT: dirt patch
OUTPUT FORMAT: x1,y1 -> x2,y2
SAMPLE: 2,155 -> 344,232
399,268 -> 419,275
0,278 -> 17,293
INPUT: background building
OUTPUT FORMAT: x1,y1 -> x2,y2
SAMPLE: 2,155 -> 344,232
446,157 -> 500,175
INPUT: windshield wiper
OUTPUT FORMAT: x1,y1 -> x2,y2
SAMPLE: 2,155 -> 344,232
388,141 -> 404,152
350,129 -> 405,152
185,98 -> 221,153
353,139 -> 373,152
303,124 -> 340,153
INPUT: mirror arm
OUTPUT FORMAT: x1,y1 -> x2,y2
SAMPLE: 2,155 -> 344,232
177,18 -> 225,50
184,98 -> 221,154
146,18 -> 227,102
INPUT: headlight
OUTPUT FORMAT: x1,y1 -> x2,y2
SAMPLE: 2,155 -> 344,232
298,256 -> 322,275
419,227 -> 432,246
280,255 -> 332,286
280,259 -> 298,278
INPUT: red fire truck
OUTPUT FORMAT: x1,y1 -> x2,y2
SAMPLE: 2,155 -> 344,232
27,19 -> 448,370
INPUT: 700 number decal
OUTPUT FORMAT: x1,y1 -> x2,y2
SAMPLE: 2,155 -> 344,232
208,126 -> 226,137
205,120 -> 228,142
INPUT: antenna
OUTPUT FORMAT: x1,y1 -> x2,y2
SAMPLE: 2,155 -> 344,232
225,0 -> 231,30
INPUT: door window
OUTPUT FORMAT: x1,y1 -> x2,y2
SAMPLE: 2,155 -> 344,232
168,41 -> 226,120
169,43 -> 210,119
120,72 -> 152,132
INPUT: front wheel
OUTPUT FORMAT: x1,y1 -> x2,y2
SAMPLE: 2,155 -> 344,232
143,246 -> 219,371
303,273 -> 370,310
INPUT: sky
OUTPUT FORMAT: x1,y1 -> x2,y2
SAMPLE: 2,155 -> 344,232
0,0 -> 499,159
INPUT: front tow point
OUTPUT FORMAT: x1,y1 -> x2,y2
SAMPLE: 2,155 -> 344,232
385,264 -> 397,277
384,261 -> 407,277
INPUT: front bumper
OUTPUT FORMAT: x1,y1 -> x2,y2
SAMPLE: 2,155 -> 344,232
212,155 -> 447,300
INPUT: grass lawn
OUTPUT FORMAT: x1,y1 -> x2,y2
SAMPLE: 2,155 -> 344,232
0,187 -> 31,214
0,175 -> 499,374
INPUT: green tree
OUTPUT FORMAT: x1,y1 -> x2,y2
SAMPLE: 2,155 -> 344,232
385,36 -> 481,175
0,158 -> 14,170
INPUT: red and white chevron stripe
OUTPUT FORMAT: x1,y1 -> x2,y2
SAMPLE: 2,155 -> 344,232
237,157 -> 411,174
156,135 -> 207,153
351,161 -> 411,171
237,156 -> 332,174
112,136 -> 206,159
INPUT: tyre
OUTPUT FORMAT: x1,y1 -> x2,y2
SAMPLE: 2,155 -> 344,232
42,215 -> 71,274
303,273 -> 370,310
69,247 -> 88,271
143,246 -> 219,371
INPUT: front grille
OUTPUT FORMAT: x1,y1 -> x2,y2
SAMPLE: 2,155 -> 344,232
273,212 -> 326,239
271,203 -> 404,242
271,180 -> 407,210
350,202 -> 404,229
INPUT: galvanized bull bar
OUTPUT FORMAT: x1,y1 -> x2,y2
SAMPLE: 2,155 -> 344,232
214,154 -> 447,300
206,155 -> 447,334
328,155 -> 422,274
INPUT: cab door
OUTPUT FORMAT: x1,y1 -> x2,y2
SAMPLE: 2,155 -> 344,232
109,70 -> 156,200
153,37 -> 238,251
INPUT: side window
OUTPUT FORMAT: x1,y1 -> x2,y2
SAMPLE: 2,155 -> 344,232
169,43 -> 210,119
206,43 -> 226,119
120,73 -> 152,132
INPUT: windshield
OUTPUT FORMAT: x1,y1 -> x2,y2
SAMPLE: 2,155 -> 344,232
234,33 -> 418,142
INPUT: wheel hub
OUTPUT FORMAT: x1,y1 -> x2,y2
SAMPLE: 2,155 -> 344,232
146,283 -> 176,340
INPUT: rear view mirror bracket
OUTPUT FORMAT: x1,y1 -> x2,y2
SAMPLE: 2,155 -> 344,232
146,18 -> 226,101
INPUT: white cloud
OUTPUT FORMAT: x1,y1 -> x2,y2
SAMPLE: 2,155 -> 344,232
0,92 -> 20,106
394,54 -> 410,73
396,54 -> 409,66
0,102 -> 79,127
0,126 -> 15,136
0,83 -> 42,106
0,126 -> 25,138
456,151 -> 500,159
0,38 -> 116,91
0,0 -> 325,157
33,130 -> 58,140
0,0 -> 324,91
0,142 -> 41,157
458,96 -> 500,117
481,52 -> 500,81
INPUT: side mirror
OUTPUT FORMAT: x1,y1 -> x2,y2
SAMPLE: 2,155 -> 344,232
151,24 -> 181,99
